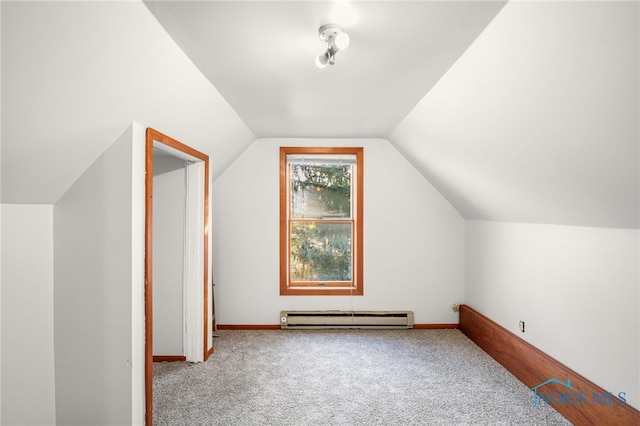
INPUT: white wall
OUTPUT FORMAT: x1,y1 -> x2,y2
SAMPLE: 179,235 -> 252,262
152,155 -> 186,355
213,138 -> 465,325
54,124 -> 145,425
1,204 -> 56,425
465,220 -> 640,409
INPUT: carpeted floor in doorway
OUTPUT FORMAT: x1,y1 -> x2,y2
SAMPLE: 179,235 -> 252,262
153,329 -> 571,425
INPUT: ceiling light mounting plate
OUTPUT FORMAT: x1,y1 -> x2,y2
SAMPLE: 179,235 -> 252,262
318,23 -> 345,42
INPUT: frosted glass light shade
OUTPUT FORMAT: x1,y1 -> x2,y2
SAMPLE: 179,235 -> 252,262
315,53 -> 329,69
333,32 -> 350,50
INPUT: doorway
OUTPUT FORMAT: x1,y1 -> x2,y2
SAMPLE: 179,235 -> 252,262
144,128 -> 212,426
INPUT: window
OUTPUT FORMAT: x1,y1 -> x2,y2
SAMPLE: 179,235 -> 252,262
280,147 -> 363,295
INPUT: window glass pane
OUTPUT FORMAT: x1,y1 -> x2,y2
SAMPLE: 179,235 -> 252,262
290,164 -> 351,219
290,222 -> 352,282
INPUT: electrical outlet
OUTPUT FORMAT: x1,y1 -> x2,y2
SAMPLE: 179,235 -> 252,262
519,320 -> 525,333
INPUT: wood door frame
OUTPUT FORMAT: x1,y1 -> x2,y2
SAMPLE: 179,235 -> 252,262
145,128 -> 211,426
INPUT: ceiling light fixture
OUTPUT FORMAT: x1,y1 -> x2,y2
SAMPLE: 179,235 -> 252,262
315,23 -> 350,69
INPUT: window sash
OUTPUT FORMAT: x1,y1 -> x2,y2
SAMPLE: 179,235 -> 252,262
288,219 -> 354,285
288,162 -> 353,220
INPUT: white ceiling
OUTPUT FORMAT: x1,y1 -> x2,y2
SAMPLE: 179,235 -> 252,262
2,1 -> 638,229
144,0 -> 506,138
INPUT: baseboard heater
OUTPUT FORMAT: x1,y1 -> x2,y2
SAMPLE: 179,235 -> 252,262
280,310 -> 414,329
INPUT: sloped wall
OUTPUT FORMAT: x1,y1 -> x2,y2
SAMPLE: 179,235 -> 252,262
1,0 -> 255,204
212,138 -> 465,325
390,1 -> 638,229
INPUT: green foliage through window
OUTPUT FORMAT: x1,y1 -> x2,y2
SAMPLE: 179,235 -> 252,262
290,165 -> 351,218
290,221 -> 352,281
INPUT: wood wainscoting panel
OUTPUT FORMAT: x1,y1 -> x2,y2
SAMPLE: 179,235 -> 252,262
458,304 -> 640,425
413,323 -> 458,329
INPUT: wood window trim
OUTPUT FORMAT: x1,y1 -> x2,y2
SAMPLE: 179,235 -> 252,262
279,146 -> 364,296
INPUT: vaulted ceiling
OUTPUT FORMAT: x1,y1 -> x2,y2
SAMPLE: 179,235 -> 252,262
2,1 -> 638,229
